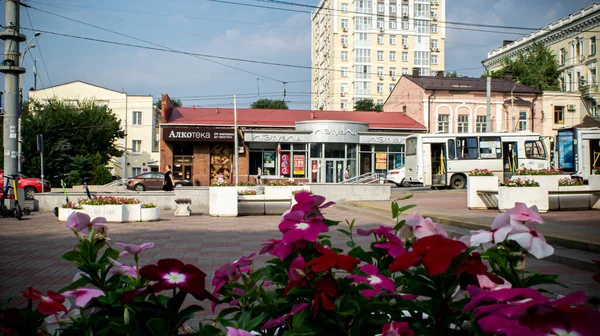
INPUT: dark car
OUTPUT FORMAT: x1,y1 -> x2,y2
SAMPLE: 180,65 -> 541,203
127,172 -> 192,191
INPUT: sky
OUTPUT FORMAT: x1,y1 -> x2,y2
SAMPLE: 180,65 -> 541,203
1,0 -> 598,109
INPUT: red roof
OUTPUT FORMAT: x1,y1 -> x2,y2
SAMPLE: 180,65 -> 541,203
167,107 -> 425,130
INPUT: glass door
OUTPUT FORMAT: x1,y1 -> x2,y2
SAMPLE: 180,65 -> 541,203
325,160 -> 334,183
323,159 -> 345,183
311,159 -> 321,183
336,160 -> 344,182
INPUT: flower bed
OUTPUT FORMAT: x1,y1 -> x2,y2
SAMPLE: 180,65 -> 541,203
517,167 -> 562,175
513,171 -> 570,210
3,194 -> 599,335
238,189 -> 257,196
58,202 -> 83,221
76,196 -> 140,222
468,168 -> 494,176
141,203 -> 160,221
559,177 -> 584,186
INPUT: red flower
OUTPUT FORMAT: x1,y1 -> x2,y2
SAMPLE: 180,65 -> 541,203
389,235 -> 467,275
311,275 -> 340,318
305,246 -> 360,273
283,255 -> 309,297
21,287 -> 67,316
139,259 -> 216,301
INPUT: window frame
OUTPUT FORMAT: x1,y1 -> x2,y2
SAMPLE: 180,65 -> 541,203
525,140 -> 546,160
457,115 -> 469,134
554,106 -> 565,124
479,136 -> 502,159
476,115 -> 486,133
437,114 -> 449,133
132,140 -> 142,154
455,137 -> 479,160
518,111 -> 528,131
132,111 -> 142,126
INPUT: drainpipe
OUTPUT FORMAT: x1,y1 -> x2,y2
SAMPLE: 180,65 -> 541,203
428,90 -> 435,132
531,96 -> 538,133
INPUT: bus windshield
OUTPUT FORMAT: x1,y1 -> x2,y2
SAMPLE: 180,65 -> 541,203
406,138 -> 417,156
525,140 -> 546,160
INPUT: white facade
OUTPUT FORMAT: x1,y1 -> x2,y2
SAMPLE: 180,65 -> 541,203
28,81 -> 159,179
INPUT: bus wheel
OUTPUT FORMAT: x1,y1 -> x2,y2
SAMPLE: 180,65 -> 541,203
450,175 -> 467,189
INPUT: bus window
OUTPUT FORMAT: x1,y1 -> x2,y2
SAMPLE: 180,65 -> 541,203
448,139 -> 456,160
456,137 -> 478,159
525,140 -> 546,160
406,138 -> 417,156
479,137 -> 501,159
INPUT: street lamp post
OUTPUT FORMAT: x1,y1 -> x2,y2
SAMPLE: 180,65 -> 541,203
17,32 -> 40,174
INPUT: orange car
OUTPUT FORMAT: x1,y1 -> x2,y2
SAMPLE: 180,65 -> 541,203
0,170 -> 51,199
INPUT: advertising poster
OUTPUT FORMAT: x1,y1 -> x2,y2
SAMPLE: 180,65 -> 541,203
557,131 -> 574,170
263,152 -> 275,168
280,154 -> 291,175
375,152 -> 387,170
293,155 -> 305,175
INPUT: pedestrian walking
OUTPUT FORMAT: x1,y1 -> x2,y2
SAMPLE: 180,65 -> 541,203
257,167 -> 262,185
344,167 -> 350,181
162,164 -> 174,191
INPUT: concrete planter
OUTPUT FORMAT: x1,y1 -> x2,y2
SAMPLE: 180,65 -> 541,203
558,185 -> 590,210
175,203 -> 191,216
123,204 -> 142,222
141,207 -> 160,221
513,175 -> 569,210
238,195 -> 265,215
264,186 -> 305,199
467,176 -> 499,210
58,208 -> 78,221
589,176 -> 600,209
237,186 -> 262,195
82,204 -> 125,222
209,186 -> 238,217
498,187 -> 549,213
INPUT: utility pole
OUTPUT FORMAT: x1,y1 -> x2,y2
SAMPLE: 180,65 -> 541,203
485,76 -> 492,132
33,59 -> 37,90
256,78 -> 260,99
1,0 -> 26,187
233,94 -> 239,186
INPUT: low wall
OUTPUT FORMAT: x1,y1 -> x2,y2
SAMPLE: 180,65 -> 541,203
308,184 -> 391,203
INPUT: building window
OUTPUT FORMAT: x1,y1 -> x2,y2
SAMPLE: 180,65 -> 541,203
378,35 -> 384,44
341,100 -> 348,110
341,67 -> 348,77
390,5 -> 396,13
132,111 -> 142,125
591,36 -> 597,56
377,19 -> 384,29
341,19 -> 348,29
414,51 -> 430,65
341,83 -> 348,93
389,83 -> 395,92
401,5 -> 408,15
377,3 -> 384,12
390,51 -> 396,61
431,23 -> 438,33
341,35 -> 348,44
438,115 -> 450,133
402,67 -> 408,75
377,66 -> 384,76
590,66 -> 597,85
402,35 -> 408,46
341,3 -> 348,12
377,50 -> 384,61
431,55 -> 438,64
341,51 -> 348,60
519,111 -> 528,131
402,52 -> 408,61
554,106 -> 564,124
414,3 -> 430,18
402,20 -> 409,30
132,167 -> 142,177
415,20 -> 430,34
476,116 -> 486,133
390,20 -> 397,29
560,48 -> 566,65
431,39 -> 438,49
132,140 -> 142,153
377,83 -> 383,93
457,115 -> 469,133
390,35 -> 396,45
390,67 -> 396,77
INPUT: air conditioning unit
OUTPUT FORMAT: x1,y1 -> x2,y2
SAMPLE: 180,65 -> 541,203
567,104 -> 577,111
342,43 -> 348,48
342,27 -> 348,32
380,27 -> 385,32
238,146 -> 245,153
379,76 -> 384,80
431,0 -> 438,4
402,13 -> 408,18
403,44 -> 408,49
392,76 -> 396,81
341,92 -> 346,97
435,48 -> 440,52
432,16 -> 438,21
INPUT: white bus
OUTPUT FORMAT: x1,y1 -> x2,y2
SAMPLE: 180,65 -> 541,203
556,127 -> 600,181
404,132 -> 549,189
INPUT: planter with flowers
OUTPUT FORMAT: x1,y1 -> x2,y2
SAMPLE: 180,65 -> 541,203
4,194 -> 599,335
58,202 -> 83,221
499,178 -> 548,212
237,181 -> 263,195
467,169 -> 498,210
513,168 -> 569,210
140,203 -> 160,221
557,178 -> 590,210
174,198 -> 192,217
121,197 -> 141,222
264,179 -> 305,199
79,196 -> 128,222
238,189 -> 266,216
210,182 -> 238,217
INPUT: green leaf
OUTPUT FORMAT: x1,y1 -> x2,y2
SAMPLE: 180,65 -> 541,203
62,250 -> 81,262
348,246 -> 372,263
146,318 -> 167,336
197,324 -> 222,336
397,204 -> 416,213
346,241 -> 355,248
393,219 -> 406,232
337,229 -> 352,237
394,194 -> 414,201
291,307 -> 310,328
391,202 -> 400,219
242,313 -> 268,332
58,277 -> 89,292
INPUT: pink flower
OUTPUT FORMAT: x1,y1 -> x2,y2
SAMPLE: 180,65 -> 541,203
211,254 -> 255,311
413,218 -> 448,239
507,221 -> 554,259
469,213 -> 512,245
225,327 -> 254,336
115,242 -> 155,257
21,287 -> 68,316
357,225 -> 394,237
283,255 -> 308,296
382,322 -> 414,336
291,192 -> 334,215
62,288 -> 104,307
108,258 -> 137,277
374,230 -> 407,258
349,264 -> 396,298
139,259 -> 215,301
262,302 -> 308,329
476,274 -> 512,291
404,212 -> 423,227
278,211 -> 329,243
505,202 -> 544,224
259,239 -> 295,260
66,212 -> 107,234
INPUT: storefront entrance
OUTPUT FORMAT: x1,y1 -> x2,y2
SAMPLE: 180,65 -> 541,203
324,159 -> 345,183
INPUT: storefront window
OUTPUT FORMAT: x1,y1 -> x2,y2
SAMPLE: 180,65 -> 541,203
325,143 -> 345,158
310,143 -> 323,158
292,143 -> 307,178
173,143 -> 193,156
388,144 -> 405,170
346,159 -> 357,179
249,143 -> 277,177
173,156 -> 193,180
347,144 -> 357,158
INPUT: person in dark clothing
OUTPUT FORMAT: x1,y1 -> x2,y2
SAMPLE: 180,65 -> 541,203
162,164 -> 174,191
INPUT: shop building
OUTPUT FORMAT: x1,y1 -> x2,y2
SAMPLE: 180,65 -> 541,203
159,95 -> 426,185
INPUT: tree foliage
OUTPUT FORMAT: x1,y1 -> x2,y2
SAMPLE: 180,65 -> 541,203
250,98 -> 289,109
20,100 -> 125,186
354,98 -> 383,112
154,98 -> 182,110
489,42 -> 560,91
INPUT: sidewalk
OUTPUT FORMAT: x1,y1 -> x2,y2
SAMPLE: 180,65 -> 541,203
347,190 -> 600,253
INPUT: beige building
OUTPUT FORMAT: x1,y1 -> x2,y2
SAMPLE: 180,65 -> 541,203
311,0 -> 446,111
483,3 -> 600,117
29,81 -> 160,179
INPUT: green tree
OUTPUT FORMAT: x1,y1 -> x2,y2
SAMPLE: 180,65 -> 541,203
21,99 -> 125,187
354,98 -> 382,111
446,71 -> 459,78
250,99 -> 289,109
91,152 -> 114,185
154,98 -> 182,110
490,42 -> 560,91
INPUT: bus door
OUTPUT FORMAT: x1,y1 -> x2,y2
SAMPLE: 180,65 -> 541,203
503,142 -> 518,180
431,143 -> 447,186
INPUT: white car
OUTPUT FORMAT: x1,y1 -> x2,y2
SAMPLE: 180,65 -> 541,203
386,166 -> 411,187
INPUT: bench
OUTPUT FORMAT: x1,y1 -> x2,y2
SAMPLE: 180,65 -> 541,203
238,195 -> 291,215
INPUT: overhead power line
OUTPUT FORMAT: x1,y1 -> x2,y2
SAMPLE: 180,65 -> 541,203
24,7 -> 53,90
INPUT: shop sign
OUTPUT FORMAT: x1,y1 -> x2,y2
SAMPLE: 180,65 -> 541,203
293,155 -> 305,175
280,154 -> 291,175
163,127 -> 234,142
375,152 -> 387,170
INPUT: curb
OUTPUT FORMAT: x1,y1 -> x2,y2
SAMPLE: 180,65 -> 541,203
337,203 -> 600,273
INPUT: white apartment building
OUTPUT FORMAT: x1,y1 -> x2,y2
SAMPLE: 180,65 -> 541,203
28,81 -> 160,179
311,0 -> 446,111
483,3 -> 600,118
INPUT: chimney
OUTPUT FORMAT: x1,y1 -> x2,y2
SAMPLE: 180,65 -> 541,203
502,40 -> 514,47
503,71 -> 513,81
436,71 -> 444,77
412,68 -> 420,77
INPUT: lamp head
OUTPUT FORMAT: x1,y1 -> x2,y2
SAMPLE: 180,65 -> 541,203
34,32 -> 41,37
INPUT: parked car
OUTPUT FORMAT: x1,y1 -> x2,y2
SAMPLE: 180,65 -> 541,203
126,172 -> 193,191
0,170 -> 51,199
386,166 -> 411,187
